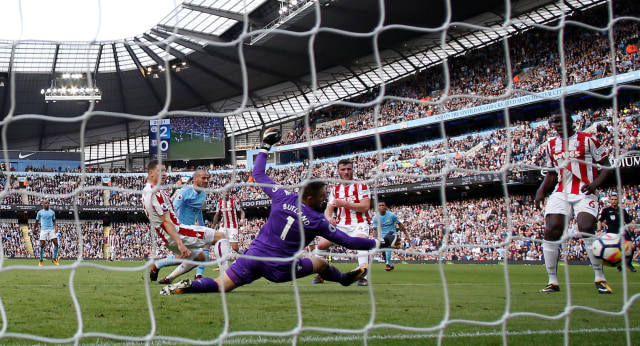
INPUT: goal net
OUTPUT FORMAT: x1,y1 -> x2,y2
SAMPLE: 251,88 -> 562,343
0,0 -> 639,344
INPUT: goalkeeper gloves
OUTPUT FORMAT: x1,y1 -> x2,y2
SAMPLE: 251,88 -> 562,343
260,127 -> 282,151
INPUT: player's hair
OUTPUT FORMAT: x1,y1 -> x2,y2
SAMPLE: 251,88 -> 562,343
192,169 -> 208,180
378,200 -> 387,206
147,160 -> 159,172
337,158 -> 353,167
301,180 -> 326,200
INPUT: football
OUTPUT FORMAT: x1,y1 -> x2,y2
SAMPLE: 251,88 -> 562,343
590,234 -> 632,267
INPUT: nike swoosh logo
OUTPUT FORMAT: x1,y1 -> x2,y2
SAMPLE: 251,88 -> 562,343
18,152 -> 36,159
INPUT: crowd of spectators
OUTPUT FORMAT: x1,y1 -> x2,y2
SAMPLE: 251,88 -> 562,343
2,185 -> 638,264
170,117 -> 224,141
1,98 -> 639,207
278,2 -> 640,146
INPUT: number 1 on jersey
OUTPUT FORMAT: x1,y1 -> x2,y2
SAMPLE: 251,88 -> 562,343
281,215 -> 295,240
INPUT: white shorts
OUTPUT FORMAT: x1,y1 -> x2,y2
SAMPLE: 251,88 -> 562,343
39,229 -> 57,241
545,192 -> 599,218
336,223 -> 370,238
165,224 -> 216,260
220,227 -> 239,243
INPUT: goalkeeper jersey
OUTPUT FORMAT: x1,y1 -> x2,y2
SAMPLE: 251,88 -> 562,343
249,151 -> 376,258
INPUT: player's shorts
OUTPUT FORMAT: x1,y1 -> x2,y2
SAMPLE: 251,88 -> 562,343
226,249 -> 314,286
39,229 -> 57,241
220,227 -> 239,243
545,192 -> 599,218
336,223 -> 369,238
164,224 -> 216,260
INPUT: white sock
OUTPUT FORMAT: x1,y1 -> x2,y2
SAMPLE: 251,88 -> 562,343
167,262 -> 196,281
214,239 -> 230,270
583,237 -> 606,282
357,250 -> 369,279
542,242 -> 560,285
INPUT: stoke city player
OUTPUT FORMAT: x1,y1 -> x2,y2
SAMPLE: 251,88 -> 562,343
535,113 -> 613,294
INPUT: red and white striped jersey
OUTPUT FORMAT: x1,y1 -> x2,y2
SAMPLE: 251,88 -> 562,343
216,197 -> 242,229
544,131 -> 607,195
328,181 -> 371,225
107,233 -> 119,248
142,182 -> 180,244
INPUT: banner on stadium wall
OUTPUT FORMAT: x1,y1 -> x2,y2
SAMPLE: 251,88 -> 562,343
0,205 -> 144,212
611,155 -> 640,168
0,150 -> 81,172
238,172 -> 511,208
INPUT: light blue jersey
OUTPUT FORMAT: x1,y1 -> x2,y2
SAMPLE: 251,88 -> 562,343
371,211 -> 401,237
36,209 -> 56,230
172,186 -> 207,226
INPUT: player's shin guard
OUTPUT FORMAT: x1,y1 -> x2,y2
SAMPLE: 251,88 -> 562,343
214,239 -> 230,270
583,237 -> 606,281
53,246 -> 59,260
542,242 -> 560,285
196,248 -> 209,277
39,247 -> 44,260
385,251 -> 392,266
190,277 -> 219,293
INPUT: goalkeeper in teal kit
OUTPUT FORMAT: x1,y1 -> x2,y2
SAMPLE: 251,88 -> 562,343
160,128 -> 396,295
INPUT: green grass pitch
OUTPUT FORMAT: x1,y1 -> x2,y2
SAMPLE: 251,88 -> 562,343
0,260 -> 638,345
170,134 -> 224,160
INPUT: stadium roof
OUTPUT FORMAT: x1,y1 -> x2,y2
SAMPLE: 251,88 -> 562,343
0,0 -> 607,151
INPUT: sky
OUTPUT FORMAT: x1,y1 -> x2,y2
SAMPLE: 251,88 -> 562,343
0,0 -> 183,42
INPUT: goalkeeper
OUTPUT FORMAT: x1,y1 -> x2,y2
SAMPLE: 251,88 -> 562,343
371,201 -> 409,271
160,128 -> 394,295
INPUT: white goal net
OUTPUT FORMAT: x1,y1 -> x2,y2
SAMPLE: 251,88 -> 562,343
0,0 -> 639,344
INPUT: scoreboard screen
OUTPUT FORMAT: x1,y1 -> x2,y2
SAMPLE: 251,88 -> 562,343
149,116 -> 225,160
149,119 -> 170,159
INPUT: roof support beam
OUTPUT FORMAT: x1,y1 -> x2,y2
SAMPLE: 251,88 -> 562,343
41,44 -> 61,150
133,37 -> 212,111
156,24 -> 228,43
1,45 -> 16,117
153,27 -> 306,83
144,32 -> 245,95
122,43 -> 165,108
111,44 -> 128,114
182,3 -> 268,27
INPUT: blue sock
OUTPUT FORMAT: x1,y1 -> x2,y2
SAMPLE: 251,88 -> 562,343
156,255 -> 177,268
53,246 -> 59,260
385,251 -> 392,266
196,248 -> 209,277
190,277 -> 219,293
40,247 -> 44,261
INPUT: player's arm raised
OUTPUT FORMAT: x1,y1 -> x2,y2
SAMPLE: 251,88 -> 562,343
160,213 -> 191,258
